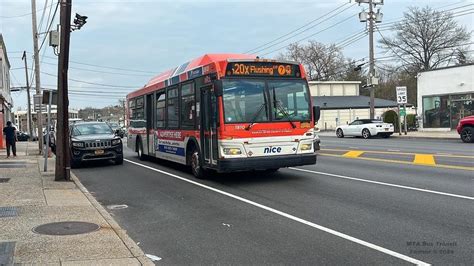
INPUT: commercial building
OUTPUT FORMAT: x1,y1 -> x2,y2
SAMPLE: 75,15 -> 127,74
310,81 -> 412,130
417,64 -> 473,131
14,108 -> 79,135
0,34 -> 14,149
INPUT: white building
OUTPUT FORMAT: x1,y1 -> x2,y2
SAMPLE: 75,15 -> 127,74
310,81 -> 412,130
0,34 -> 13,149
417,64 -> 474,131
14,108 -> 79,135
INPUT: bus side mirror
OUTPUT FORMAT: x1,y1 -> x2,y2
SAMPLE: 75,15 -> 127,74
313,106 -> 321,124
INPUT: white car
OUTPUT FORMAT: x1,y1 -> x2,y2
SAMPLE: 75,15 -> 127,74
336,119 -> 394,139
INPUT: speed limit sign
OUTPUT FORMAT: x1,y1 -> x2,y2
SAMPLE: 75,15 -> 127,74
396,86 -> 407,104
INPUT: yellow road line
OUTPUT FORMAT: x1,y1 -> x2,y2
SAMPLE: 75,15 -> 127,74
321,148 -> 474,159
343,151 -> 364,158
414,154 -> 436,166
318,153 -> 474,171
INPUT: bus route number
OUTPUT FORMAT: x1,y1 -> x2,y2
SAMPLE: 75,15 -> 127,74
231,63 -> 292,76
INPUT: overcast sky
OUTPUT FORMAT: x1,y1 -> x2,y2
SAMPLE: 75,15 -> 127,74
1,0 -> 473,110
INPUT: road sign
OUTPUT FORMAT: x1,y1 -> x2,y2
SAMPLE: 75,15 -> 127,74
33,94 -> 47,112
42,90 -> 58,105
400,107 -> 406,116
396,86 -> 407,104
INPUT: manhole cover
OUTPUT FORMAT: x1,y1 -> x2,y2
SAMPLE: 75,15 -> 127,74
33,221 -> 100,235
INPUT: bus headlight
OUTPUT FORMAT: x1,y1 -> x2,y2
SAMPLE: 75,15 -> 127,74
223,148 -> 242,155
300,143 -> 312,151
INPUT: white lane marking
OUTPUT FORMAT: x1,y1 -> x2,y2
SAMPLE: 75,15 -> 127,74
349,146 -> 359,149
388,149 -> 400,152
146,254 -> 162,261
125,159 -> 430,265
289,167 -> 474,201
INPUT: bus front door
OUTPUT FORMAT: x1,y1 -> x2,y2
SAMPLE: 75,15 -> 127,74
200,86 -> 217,166
145,94 -> 155,156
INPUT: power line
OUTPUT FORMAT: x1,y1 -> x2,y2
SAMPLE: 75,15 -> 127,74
39,1 -> 60,52
40,54 -> 157,74
378,2 -> 473,28
337,7 -> 474,50
251,5 -> 357,55
41,72 -> 141,88
0,2 -> 55,19
40,61 -> 151,76
37,0 -> 50,33
244,1 -> 352,54
261,12 -> 357,56
377,5 -> 474,31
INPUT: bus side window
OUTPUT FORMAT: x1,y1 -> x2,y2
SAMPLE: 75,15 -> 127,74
167,87 -> 179,128
156,92 -> 166,128
181,82 -> 195,129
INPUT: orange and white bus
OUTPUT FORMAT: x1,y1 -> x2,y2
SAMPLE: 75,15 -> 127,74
126,54 -> 320,178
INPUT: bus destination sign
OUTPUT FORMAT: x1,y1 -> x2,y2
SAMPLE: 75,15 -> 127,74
226,62 -> 300,77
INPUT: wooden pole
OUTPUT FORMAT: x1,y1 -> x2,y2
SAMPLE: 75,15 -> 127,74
55,0 -> 72,181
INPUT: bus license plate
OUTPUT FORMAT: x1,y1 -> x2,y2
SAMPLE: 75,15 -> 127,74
95,149 -> 104,155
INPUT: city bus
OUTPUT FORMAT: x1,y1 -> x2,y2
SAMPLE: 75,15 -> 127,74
126,54 -> 320,178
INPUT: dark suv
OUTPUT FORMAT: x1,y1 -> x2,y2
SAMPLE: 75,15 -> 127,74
69,122 -> 123,167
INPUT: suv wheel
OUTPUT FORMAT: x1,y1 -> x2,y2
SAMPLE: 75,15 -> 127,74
460,126 -> 473,143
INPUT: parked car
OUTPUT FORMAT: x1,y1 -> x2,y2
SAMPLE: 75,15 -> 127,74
336,119 -> 394,139
107,122 -> 124,138
16,131 -> 30,141
69,121 -> 123,167
456,115 -> 474,143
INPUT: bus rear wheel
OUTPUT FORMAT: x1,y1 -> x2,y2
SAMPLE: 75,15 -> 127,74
190,148 -> 206,179
137,139 -> 146,161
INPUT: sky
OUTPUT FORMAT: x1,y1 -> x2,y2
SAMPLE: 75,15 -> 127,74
1,0 -> 473,110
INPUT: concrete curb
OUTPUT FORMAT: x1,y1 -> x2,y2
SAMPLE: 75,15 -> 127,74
317,131 -> 459,141
70,173 -> 154,266
389,135 -> 459,140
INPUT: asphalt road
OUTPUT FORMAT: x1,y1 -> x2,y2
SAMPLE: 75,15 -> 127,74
73,136 -> 473,265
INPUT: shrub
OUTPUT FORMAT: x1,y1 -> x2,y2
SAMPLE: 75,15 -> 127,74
383,110 -> 399,131
406,114 -> 416,130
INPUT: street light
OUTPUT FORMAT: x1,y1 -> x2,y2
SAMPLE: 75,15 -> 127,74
71,13 -> 87,31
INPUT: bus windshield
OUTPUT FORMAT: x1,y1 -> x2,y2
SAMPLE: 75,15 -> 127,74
222,79 -> 311,123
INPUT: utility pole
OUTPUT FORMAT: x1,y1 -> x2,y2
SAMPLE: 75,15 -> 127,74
55,0 -> 72,181
21,51 -> 33,139
357,0 -> 383,119
121,99 -> 126,127
30,0 -> 44,153
368,0 -> 375,119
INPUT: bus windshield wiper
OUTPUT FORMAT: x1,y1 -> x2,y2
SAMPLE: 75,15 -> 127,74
245,102 -> 267,130
273,88 -> 296,129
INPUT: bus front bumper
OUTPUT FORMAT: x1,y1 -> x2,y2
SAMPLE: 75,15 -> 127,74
216,153 -> 317,173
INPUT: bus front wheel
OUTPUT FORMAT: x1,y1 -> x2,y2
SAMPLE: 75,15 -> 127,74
190,148 -> 205,179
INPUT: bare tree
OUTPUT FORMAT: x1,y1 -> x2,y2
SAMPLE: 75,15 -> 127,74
379,6 -> 471,71
279,41 -> 346,80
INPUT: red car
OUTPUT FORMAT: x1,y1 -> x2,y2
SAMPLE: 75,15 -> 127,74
456,115 -> 474,143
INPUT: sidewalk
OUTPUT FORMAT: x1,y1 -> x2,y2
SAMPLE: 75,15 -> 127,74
317,130 -> 459,140
0,141 -> 152,265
